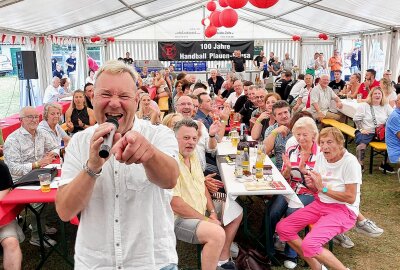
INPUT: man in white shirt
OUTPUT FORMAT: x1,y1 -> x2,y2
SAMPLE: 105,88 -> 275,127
225,80 -> 244,108
43,77 -> 61,104
309,74 -> 344,122
56,60 -> 180,269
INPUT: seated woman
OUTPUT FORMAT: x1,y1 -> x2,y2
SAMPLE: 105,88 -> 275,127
173,80 -> 188,105
153,69 -> 170,100
380,77 -> 397,107
162,113 -> 184,129
59,78 -> 72,95
85,69 -> 95,84
353,87 -> 393,172
136,93 -> 160,125
266,113 -> 319,269
276,127 -> 360,270
251,92 -> 280,141
65,90 -> 96,135
83,83 -> 94,109
38,102 -> 71,146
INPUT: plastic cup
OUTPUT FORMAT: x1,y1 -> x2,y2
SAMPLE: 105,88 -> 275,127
38,173 -> 51,193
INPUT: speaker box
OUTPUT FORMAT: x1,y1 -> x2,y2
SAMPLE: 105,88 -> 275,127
16,51 -> 38,80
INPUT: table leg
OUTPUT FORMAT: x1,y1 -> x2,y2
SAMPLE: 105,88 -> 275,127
263,205 -> 281,266
27,204 -> 47,270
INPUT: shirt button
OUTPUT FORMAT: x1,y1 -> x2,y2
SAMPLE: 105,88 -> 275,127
115,171 -> 118,174
118,266 -> 121,269
116,194 -> 119,198
115,219 -> 118,223
116,243 -> 120,247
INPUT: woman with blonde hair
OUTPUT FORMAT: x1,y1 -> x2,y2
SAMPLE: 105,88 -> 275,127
353,87 -> 393,172
154,69 -> 170,100
162,113 -> 183,129
380,77 -> 396,107
136,93 -> 160,125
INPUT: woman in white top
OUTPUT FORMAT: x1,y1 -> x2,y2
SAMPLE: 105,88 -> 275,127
277,127 -> 360,270
380,77 -> 396,107
353,87 -> 393,170
85,69 -> 95,84
38,102 -> 71,146
136,93 -> 160,125
154,70 -> 169,100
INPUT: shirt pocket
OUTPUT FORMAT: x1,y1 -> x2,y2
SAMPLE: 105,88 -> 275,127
123,163 -> 151,191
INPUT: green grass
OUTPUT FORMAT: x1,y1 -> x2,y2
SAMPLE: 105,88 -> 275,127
0,76 -> 21,118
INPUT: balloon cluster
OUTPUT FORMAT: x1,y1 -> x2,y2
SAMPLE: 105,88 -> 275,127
318,33 -> 328,40
292,35 -> 301,41
202,0 -> 279,38
90,36 -> 101,42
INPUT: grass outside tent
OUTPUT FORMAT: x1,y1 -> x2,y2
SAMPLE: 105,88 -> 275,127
0,76 -> 399,269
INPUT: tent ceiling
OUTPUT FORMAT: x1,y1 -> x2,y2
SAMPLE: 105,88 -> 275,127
0,0 -> 398,38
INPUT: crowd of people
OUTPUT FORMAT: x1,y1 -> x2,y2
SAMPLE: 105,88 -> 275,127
0,47 -> 399,269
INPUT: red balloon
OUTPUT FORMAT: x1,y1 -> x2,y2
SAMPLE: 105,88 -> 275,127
227,0 -> 248,9
210,10 -> 222,27
201,18 -> 206,26
292,35 -> 301,41
249,0 -> 279,8
90,37 -> 97,42
219,0 -> 229,7
219,8 -> 238,28
107,37 -> 115,42
205,25 -> 218,38
94,36 -> 101,41
206,1 -> 217,11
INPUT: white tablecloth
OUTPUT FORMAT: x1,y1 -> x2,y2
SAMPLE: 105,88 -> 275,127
338,99 -> 360,119
59,96 -> 73,101
217,153 -> 303,225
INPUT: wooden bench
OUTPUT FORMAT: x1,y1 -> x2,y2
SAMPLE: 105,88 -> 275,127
368,141 -> 387,174
158,96 -> 169,112
321,119 -> 356,148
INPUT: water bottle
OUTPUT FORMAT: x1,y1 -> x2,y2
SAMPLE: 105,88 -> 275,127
235,150 -> 243,178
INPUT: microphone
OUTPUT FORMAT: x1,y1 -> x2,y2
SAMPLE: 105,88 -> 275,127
99,117 -> 119,158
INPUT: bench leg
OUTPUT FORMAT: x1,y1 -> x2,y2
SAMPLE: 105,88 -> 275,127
369,147 -> 374,174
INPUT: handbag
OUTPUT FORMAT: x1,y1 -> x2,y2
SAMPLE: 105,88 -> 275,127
13,167 -> 57,188
236,246 -> 271,270
369,105 -> 385,141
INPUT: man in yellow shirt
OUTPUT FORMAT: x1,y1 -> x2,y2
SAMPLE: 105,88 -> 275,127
171,119 -> 242,270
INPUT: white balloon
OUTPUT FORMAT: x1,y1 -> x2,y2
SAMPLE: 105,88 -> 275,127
204,18 -> 211,27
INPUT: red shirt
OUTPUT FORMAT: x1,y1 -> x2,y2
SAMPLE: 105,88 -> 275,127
357,80 -> 380,99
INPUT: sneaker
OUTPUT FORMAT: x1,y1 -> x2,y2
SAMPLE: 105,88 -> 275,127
28,224 -> 57,235
29,235 -> 57,248
230,242 -> 239,258
284,259 -> 297,269
218,261 -> 235,270
354,219 -> 383,237
333,233 -> 354,248
379,163 -> 395,174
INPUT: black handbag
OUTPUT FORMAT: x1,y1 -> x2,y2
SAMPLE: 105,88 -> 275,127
236,246 -> 271,270
13,167 -> 58,188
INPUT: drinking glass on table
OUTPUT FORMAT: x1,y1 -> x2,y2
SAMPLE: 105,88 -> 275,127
38,173 -> 51,193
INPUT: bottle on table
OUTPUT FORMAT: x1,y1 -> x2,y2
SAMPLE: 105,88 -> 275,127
59,140 -> 65,165
255,149 -> 264,180
242,147 -> 250,176
230,127 -> 239,148
237,124 -> 248,151
235,150 -> 243,178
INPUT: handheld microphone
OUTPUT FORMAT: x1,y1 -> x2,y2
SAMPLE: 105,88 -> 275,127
99,117 -> 119,158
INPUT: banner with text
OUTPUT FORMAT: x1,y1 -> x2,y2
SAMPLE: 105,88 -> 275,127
158,41 -> 254,61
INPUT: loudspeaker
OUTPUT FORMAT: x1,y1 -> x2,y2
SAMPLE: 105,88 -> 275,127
16,51 -> 38,80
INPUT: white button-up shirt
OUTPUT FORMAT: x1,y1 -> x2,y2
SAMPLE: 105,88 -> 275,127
4,127 -> 59,180
60,119 -> 178,269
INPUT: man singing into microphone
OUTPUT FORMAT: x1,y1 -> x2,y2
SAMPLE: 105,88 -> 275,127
56,60 -> 180,269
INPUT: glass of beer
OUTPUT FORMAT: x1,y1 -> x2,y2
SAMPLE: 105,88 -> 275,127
231,135 -> 239,148
38,173 -> 51,193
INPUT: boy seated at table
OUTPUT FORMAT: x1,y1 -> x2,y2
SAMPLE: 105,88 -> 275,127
171,119 -> 242,270
0,161 -> 24,270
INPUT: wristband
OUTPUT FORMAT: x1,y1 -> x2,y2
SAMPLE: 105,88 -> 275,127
271,130 -> 278,137
322,187 -> 328,193
209,134 -> 216,138
35,162 -> 40,169
256,118 -> 262,124
204,217 -> 209,221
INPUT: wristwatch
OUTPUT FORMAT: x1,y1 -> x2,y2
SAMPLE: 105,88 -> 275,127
322,187 -> 328,193
83,160 -> 102,179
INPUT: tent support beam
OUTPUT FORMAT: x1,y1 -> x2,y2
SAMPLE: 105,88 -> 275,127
114,6 -> 203,37
288,0 -> 392,30
241,7 -> 332,36
0,0 -> 23,9
259,0 -> 323,21
240,17 -> 293,37
45,0 -> 159,35
118,0 -> 153,23
96,1 -> 206,36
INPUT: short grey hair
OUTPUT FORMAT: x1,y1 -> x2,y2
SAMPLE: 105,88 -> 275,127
43,102 -> 62,121
292,117 -> 319,138
173,119 -> 198,134
19,106 -> 35,118
94,60 -> 138,87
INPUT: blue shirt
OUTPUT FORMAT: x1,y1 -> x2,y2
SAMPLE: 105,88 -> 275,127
385,108 -> 400,163
66,57 -> 76,73
194,110 -> 213,131
265,123 -> 292,170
